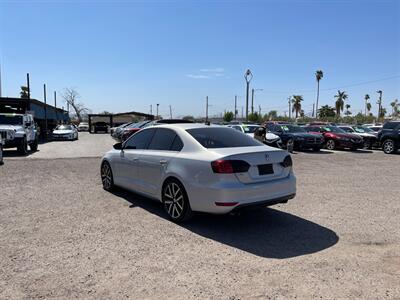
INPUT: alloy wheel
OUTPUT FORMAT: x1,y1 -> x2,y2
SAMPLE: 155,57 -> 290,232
163,182 -> 185,219
326,140 -> 335,150
101,162 -> 113,190
383,140 -> 395,154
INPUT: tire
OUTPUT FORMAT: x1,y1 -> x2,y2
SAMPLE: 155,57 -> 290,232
286,138 -> 294,153
17,137 -> 28,155
363,139 -> 371,149
162,178 -> 193,222
101,161 -> 115,191
30,137 -> 38,152
382,139 -> 396,154
325,139 -> 336,150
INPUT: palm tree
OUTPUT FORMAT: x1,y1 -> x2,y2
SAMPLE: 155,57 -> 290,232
366,102 -> 372,115
334,90 -> 348,116
345,104 -> 351,116
315,70 -> 323,118
291,95 -> 303,119
390,99 -> 398,116
364,94 -> 370,116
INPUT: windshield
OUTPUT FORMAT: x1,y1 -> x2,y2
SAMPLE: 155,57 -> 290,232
242,126 -> 259,133
354,126 -> 372,133
56,125 -> 73,130
323,126 -> 346,133
187,127 -> 263,148
281,125 -> 306,133
0,115 -> 23,125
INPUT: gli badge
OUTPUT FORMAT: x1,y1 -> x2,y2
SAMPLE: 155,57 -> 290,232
265,154 -> 270,161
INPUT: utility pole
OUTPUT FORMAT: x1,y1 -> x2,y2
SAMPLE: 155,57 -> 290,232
205,96 -> 209,124
288,97 -> 291,120
251,88 -> 254,114
376,90 -> 382,121
312,103 -> 315,119
234,95 -> 237,120
169,105 -> 172,119
150,104 -> 152,115
54,91 -> 57,123
258,105 -> 261,116
241,106 -> 243,119
156,103 -> 159,119
0,62 -> 2,97
43,84 -> 48,138
244,69 -> 253,122
27,73 -> 31,99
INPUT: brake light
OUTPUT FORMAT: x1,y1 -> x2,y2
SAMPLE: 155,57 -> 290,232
211,160 -> 250,173
280,155 -> 292,168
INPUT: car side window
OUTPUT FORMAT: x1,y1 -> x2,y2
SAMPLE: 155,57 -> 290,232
124,128 -> 155,150
147,128 -> 177,151
170,135 -> 184,151
266,123 -> 274,131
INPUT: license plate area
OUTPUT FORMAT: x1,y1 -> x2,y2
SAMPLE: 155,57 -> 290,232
258,163 -> 274,175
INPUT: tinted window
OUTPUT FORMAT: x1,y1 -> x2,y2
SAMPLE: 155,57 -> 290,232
148,128 -> 177,151
187,127 -> 263,148
383,122 -> 400,130
124,128 -> 155,149
232,126 -> 242,132
266,123 -> 275,131
170,135 -> 184,151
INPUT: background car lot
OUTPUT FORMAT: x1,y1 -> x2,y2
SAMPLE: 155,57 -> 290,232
0,133 -> 399,299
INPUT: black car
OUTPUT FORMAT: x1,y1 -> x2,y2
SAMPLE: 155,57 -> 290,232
265,123 -> 324,152
378,121 -> 400,154
93,122 -> 109,133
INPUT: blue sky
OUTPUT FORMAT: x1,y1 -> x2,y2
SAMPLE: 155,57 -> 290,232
1,0 -> 399,118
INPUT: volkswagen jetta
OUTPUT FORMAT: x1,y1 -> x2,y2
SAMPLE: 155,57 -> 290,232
100,124 -> 296,222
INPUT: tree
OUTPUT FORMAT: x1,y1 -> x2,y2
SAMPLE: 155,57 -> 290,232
379,107 -> 387,119
334,90 -> 348,116
20,86 -> 29,99
291,95 -> 303,118
223,111 -> 234,122
315,70 -> 323,117
61,88 -> 89,122
182,115 -> 194,121
318,105 -> 336,118
248,112 -> 261,122
364,94 -> 370,116
366,102 -> 372,114
263,110 -> 278,120
345,104 -> 351,116
100,111 -> 112,115
390,99 -> 399,117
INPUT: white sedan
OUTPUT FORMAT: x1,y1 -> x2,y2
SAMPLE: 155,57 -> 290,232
228,124 -> 260,137
100,124 -> 296,222
52,125 -> 79,140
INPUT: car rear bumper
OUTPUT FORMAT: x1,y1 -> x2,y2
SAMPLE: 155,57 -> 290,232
188,173 -> 296,214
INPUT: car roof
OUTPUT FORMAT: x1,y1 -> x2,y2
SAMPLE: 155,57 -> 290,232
154,123 -> 223,130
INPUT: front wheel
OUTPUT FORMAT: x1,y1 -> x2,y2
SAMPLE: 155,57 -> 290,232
162,179 -> 193,222
286,138 -> 294,153
101,161 -> 115,191
325,139 -> 336,150
17,137 -> 28,155
382,139 -> 396,154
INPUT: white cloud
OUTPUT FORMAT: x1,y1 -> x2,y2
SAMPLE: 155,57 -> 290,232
186,74 -> 210,79
186,67 -> 227,79
199,68 -> 225,73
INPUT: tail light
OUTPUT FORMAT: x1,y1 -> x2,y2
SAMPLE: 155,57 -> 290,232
280,155 -> 293,168
211,160 -> 250,174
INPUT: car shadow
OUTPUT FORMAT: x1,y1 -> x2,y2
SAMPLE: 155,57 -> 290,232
110,188 -> 339,259
2,149 -> 39,157
293,149 -> 334,155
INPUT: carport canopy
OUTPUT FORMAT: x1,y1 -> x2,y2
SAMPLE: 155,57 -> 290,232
87,111 -> 154,133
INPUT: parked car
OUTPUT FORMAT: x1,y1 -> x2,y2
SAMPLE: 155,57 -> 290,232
119,121 -> 152,142
228,124 -> 260,137
100,124 -> 296,222
378,121 -> 400,154
110,122 -> 132,136
253,126 -> 283,148
265,123 -> 324,152
365,124 -> 383,132
303,125 -> 363,151
0,113 -> 39,155
93,122 -> 109,133
338,125 -> 378,149
52,124 -> 79,140
77,122 -> 89,131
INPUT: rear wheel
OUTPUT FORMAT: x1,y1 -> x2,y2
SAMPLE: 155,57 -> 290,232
363,139 -> 371,149
162,179 -> 192,222
17,137 -> 28,155
286,138 -> 294,153
101,161 -> 115,191
325,139 -> 335,150
382,139 -> 396,154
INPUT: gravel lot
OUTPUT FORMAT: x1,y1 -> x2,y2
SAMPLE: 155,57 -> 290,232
0,133 -> 399,299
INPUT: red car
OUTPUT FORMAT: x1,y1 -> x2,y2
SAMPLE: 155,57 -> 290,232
303,125 -> 363,151
120,121 -> 151,142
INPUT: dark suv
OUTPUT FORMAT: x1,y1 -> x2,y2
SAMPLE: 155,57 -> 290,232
378,121 -> 400,154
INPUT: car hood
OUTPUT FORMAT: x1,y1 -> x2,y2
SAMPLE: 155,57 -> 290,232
354,132 -> 376,138
53,130 -> 73,134
288,132 -> 323,138
0,124 -> 24,132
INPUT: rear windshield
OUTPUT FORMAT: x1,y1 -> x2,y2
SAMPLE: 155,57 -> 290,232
281,125 -> 306,133
187,127 -> 263,148
0,115 -> 23,125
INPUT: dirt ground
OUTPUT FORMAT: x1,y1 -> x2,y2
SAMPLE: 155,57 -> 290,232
0,136 -> 399,299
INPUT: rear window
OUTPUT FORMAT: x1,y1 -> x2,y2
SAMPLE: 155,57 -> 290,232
383,122 -> 400,130
186,127 -> 262,148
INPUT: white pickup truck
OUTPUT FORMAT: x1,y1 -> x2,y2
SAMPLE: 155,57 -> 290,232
0,113 -> 39,155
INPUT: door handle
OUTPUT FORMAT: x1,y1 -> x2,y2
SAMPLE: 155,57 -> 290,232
159,159 -> 167,165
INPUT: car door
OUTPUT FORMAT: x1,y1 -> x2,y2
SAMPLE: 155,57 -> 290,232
135,128 -> 183,197
113,128 -> 156,192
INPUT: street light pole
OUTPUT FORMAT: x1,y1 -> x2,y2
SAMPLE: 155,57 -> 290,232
205,96 -> 209,124
244,69 -> 253,122
156,103 -> 159,119
376,90 -> 382,121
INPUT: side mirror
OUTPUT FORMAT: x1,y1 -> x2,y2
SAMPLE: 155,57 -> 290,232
25,122 -> 31,127
113,142 -> 123,150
